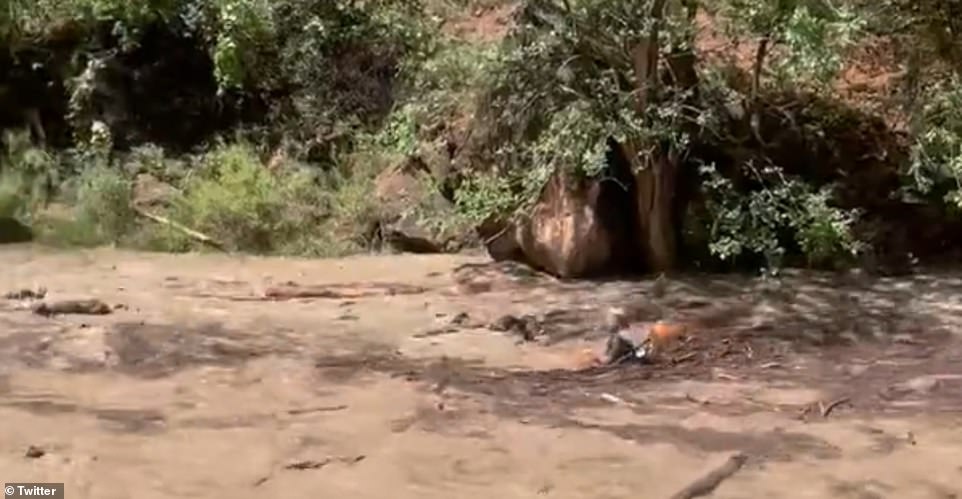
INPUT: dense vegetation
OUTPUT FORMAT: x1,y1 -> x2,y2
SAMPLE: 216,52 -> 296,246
2,0 -> 961,275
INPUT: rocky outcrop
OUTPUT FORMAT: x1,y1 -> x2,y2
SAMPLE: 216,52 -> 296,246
374,157 -> 472,254
480,162 -> 637,278
517,172 -> 615,277
132,173 -> 178,210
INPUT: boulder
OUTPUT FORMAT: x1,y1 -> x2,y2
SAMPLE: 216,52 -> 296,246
383,212 -> 445,254
518,171 -> 614,277
478,216 -> 525,262
480,168 -> 636,278
132,173 -> 178,210
374,157 -> 470,254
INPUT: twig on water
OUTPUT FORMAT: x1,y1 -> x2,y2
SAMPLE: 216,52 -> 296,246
669,452 -> 748,499
821,397 -> 851,418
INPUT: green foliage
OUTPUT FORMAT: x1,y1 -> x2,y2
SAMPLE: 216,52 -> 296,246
6,0 -> 435,155
318,154 -> 385,255
73,163 -> 136,244
210,0 -> 274,90
700,162 -> 862,270
0,132 -> 388,256
713,0 -> 865,86
410,39 -> 498,94
452,0 -> 878,271
121,143 -> 189,180
861,0 -> 962,73
6,0 -> 179,50
0,131 -> 79,245
370,38 -> 498,160
530,102 -> 612,179
0,172 -> 31,220
794,186 -> 863,266
164,142 -> 320,253
269,2 -> 431,101
1,0 -> 454,256
453,100 -> 615,227
906,77 -> 962,210
365,36 -> 502,231
0,130 -> 62,223
3,0 -> 951,273
21,158 -> 138,248
453,172 -> 519,226
777,5 -> 864,84
5,0 -> 269,87
373,108 -> 421,158
832,1 -> 962,213
454,0 -> 695,221
146,141 -> 383,256
405,40 -> 498,130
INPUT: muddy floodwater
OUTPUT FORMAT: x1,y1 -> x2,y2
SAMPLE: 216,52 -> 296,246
2,245 -> 961,498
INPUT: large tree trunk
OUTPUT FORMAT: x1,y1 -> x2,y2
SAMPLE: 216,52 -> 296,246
623,0 -> 698,273
631,142 -> 681,272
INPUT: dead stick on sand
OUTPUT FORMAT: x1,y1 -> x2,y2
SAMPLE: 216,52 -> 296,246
670,453 -> 748,499
133,207 -> 225,251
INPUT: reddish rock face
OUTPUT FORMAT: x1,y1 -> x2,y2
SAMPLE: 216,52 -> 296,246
483,167 -> 637,279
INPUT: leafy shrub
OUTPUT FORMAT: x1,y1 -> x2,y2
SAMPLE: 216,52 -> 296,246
906,78 -> 962,210
700,162 -> 863,271
120,143 -> 189,182
0,172 -> 30,220
0,130 -> 63,226
73,163 -> 136,244
25,160 -> 137,248
162,142 -> 318,253
712,0 -> 865,88
261,0 -> 434,161
453,171 -> 519,226
5,0 -> 436,158
153,141 -> 384,256
318,154 -> 385,255
368,38 -> 497,158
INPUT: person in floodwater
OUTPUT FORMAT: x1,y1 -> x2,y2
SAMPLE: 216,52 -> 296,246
603,307 -> 687,365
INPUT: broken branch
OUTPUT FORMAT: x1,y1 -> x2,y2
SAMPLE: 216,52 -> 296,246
670,452 -> 748,499
821,397 -> 851,418
133,206 -> 225,251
